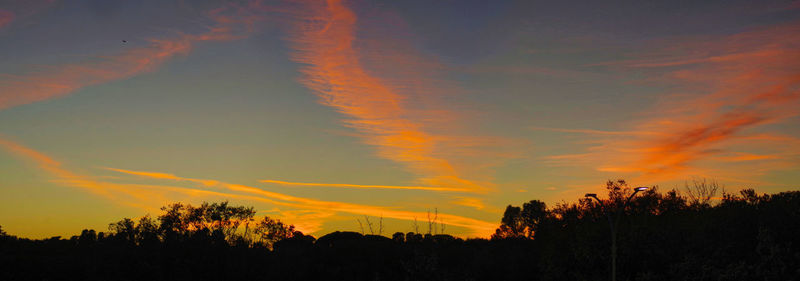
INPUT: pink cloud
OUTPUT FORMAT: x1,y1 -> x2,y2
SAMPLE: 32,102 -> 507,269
0,4 -> 262,110
0,9 -> 14,28
0,0 -> 58,30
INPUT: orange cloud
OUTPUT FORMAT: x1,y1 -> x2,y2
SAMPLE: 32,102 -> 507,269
108,167 -> 498,236
263,209 -> 336,234
1,136 -> 305,215
283,0 -> 497,193
5,137 -> 473,235
0,137 -> 76,180
103,168 -> 182,180
260,179 -> 472,192
451,197 -> 486,210
546,21 -> 800,184
0,137 -> 181,212
102,167 -> 220,186
530,126 -> 665,136
713,152 -> 780,162
0,4 -> 261,111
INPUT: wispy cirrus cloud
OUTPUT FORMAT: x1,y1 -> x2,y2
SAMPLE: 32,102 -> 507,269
103,167 -> 220,186
282,0 -> 509,193
712,152 -> 780,162
2,137 -> 497,236
107,167 -> 499,236
545,21 -> 800,184
2,137 -> 300,216
0,3 -> 262,111
1,136 -> 332,232
0,136 -> 183,212
451,196 -> 487,210
260,179 -> 472,192
263,209 -> 336,234
530,126 -> 665,136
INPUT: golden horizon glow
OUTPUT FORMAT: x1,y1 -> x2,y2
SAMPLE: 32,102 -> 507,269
100,167 -> 498,236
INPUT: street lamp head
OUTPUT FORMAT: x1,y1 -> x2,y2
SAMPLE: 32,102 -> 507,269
585,193 -> 597,198
634,186 -> 649,191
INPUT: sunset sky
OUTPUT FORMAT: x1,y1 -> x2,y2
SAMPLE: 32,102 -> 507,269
1,0 -> 799,238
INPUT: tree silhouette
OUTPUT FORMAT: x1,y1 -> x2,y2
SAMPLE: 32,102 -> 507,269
493,199 -> 547,239
493,180 -> 800,280
1,185 -> 799,280
252,216 -> 300,249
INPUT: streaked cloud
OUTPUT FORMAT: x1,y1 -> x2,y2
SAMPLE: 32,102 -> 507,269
0,136 -> 176,212
712,152 -> 780,162
1,137 -> 315,219
260,179 -> 472,192
451,196 -> 486,210
107,167 -> 499,236
3,137 -> 497,236
530,126 -> 665,136
544,21 -> 800,184
0,3 -> 261,110
103,167 -> 220,186
282,0 -> 502,193
264,209 -> 336,234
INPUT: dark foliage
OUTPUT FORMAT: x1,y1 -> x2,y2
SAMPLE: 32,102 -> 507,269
1,183 -> 799,281
494,180 -> 800,281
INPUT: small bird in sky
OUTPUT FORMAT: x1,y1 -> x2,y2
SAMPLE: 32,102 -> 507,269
122,40 -> 127,43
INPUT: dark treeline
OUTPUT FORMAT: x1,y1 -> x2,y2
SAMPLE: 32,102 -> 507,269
1,180 -> 799,280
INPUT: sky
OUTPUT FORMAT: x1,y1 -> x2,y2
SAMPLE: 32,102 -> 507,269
1,0 -> 799,238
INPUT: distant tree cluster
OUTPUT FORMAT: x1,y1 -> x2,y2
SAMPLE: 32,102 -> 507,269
1,181 -> 798,280
494,180 -> 800,280
0,201 -> 307,280
105,201 -> 304,249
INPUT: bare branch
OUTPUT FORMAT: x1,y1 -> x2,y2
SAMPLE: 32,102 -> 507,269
379,216 -> 383,236
364,215 -> 375,235
685,178 -> 720,207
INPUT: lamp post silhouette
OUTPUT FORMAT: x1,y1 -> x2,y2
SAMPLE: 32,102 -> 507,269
585,186 -> 648,281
